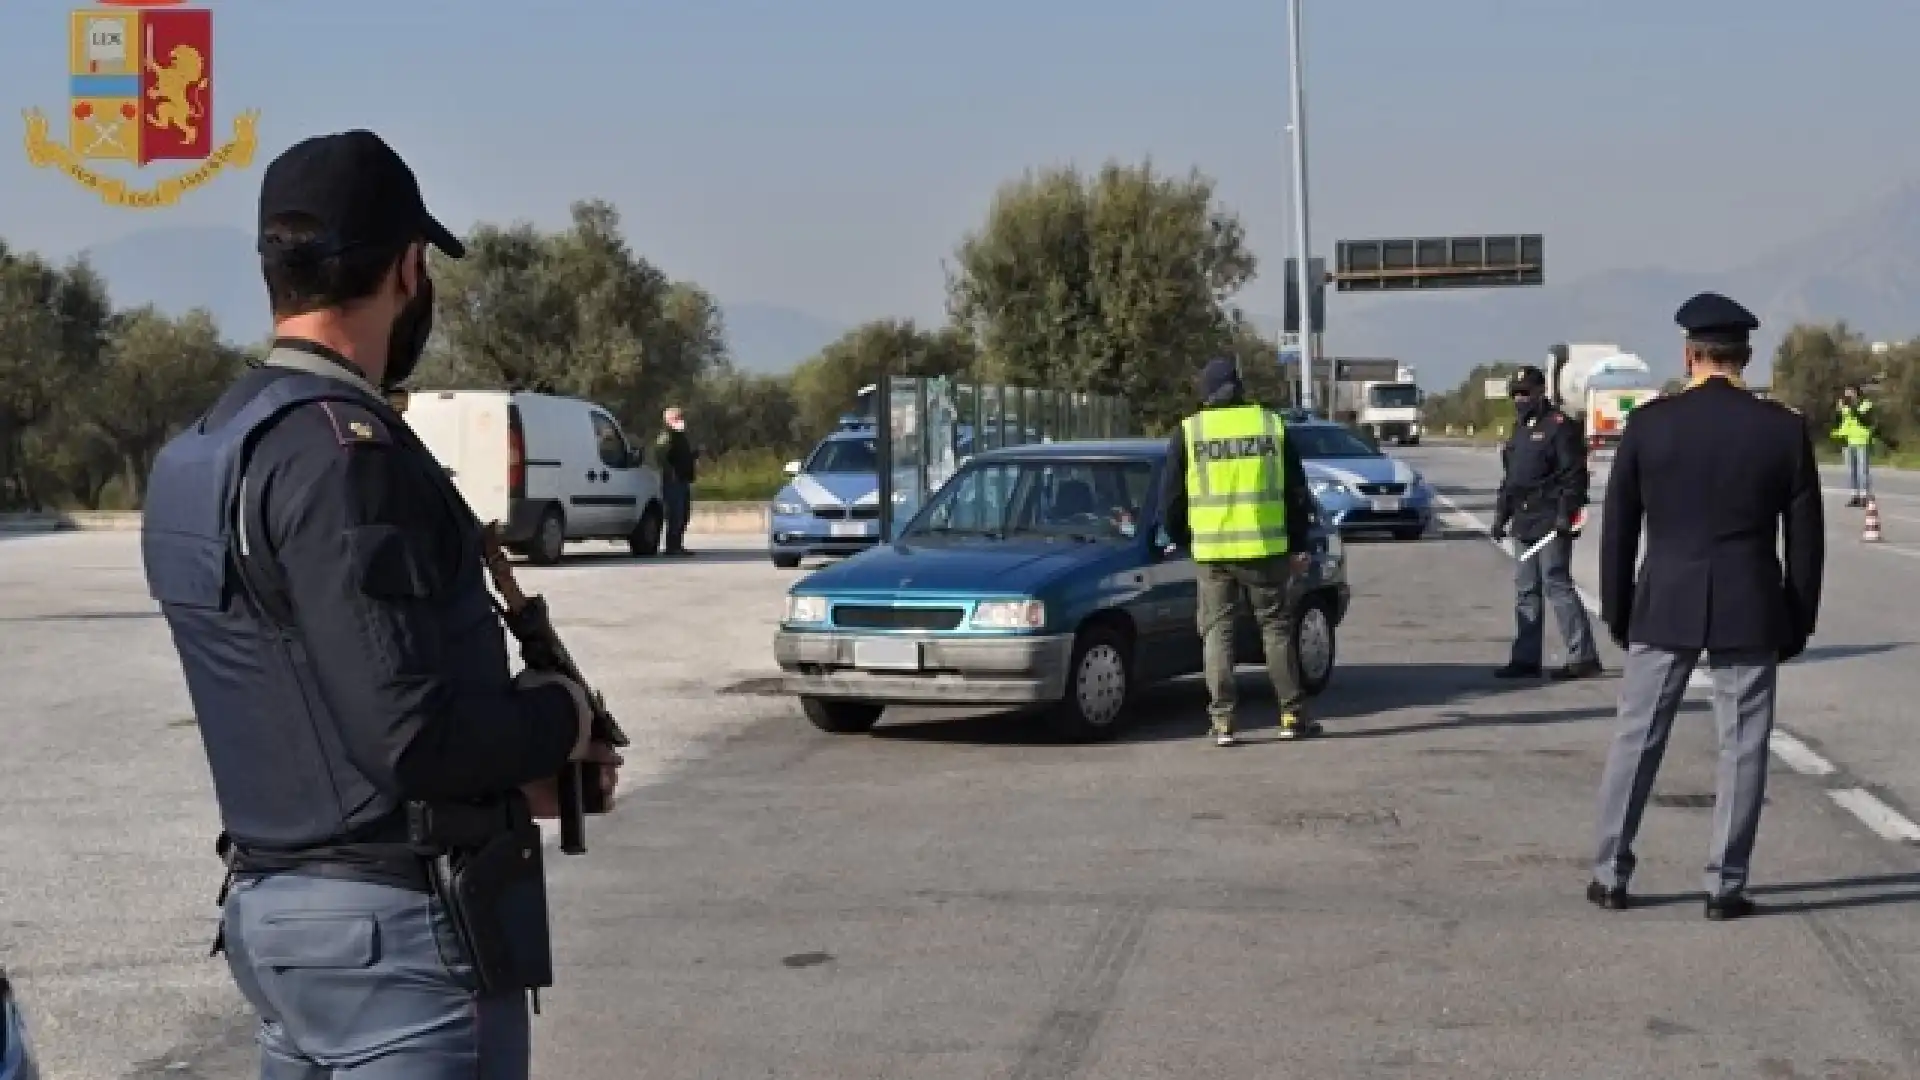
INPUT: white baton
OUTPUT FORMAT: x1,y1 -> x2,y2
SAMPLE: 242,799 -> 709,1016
1519,530 -> 1560,562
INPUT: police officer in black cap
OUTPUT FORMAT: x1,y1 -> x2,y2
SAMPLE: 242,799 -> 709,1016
1491,364 -> 1603,680
141,130 -> 622,1077
1588,291 -> 1824,920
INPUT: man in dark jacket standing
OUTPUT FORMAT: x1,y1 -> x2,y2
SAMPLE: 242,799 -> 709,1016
1160,357 -> 1320,746
654,405 -> 697,557
1490,365 -> 1602,680
1588,291 -> 1825,921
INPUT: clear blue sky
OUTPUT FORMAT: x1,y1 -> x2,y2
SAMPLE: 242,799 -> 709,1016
3,0 -> 1918,325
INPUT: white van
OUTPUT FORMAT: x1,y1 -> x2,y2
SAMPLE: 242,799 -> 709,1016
398,390 -> 665,564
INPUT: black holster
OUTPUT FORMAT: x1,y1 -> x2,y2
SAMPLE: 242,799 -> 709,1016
410,798 -> 554,995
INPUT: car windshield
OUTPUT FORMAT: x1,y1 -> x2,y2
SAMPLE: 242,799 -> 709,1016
1290,425 -> 1380,459
905,458 -> 1156,543
805,437 -> 877,474
1368,384 -> 1419,408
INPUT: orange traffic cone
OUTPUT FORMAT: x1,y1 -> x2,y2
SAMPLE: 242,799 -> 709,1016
1863,499 -> 1884,543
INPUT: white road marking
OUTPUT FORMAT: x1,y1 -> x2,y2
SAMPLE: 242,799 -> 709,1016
1828,788 -> 1920,844
1768,731 -> 1837,776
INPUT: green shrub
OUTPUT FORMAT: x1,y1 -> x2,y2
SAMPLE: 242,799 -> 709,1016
692,449 -> 792,502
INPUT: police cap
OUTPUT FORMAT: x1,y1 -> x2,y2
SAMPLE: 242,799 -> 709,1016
1508,365 -> 1547,396
258,130 -> 466,262
1674,291 -> 1758,346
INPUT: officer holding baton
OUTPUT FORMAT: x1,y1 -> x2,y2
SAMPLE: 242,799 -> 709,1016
1490,365 -> 1603,681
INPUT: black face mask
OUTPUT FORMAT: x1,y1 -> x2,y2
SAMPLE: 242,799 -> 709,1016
383,272 -> 435,390
1513,392 -> 1545,418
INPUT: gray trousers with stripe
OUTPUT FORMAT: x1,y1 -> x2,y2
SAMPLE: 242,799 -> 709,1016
1591,642 -> 1778,897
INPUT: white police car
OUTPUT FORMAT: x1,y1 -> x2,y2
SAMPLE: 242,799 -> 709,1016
769,415 -> 882,568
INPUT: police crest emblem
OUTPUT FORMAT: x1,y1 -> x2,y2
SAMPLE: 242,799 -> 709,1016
20,0 -> 260,208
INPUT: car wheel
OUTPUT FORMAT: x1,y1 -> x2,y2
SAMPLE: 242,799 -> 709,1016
1292,592 -> 1337,697
1392,525 -> 1425,541
528,507 -> 566,566
771,552 -> 803,569
1044,623 -> 1133,742
801,697 -> 882,734
629,502 -> 664,557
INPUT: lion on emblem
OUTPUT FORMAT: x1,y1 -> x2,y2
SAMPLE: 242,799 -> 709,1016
146,43 -> 207,143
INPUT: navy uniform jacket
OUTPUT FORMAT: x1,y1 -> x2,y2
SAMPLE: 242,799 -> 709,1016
163,357 -> 579,851
1158,403 -> 1313,554
1495,405 -> 1588,541
1598,376 -> 1825,655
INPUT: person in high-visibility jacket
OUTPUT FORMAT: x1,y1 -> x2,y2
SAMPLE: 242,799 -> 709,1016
1159,357 -> 1320,746
1833,386 -> 1889,507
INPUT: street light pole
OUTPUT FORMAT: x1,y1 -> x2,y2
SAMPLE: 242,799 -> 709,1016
1286,0 -> 1315,413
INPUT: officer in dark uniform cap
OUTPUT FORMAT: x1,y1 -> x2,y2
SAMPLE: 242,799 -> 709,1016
1588,291 -> 1824,921
1490,363 -> 1602,680
141,130 -> 622,1078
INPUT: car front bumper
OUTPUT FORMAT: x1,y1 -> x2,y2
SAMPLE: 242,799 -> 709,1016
774,630 -> 1074,705
1319,491 -> 1434,533
770,514 -> 882,558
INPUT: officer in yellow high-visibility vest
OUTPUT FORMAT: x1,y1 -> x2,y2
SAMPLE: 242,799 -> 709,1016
1159,357 -> 1321,746
1833,386 -> 1886,506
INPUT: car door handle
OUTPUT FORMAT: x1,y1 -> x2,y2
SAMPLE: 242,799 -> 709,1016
597,470 -> 610,482
585,471 -> 598,482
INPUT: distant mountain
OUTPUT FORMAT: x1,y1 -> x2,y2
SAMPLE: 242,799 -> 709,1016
77,225 -> 844,373
1251,181 -> 1920,391
720,303 -> 844,373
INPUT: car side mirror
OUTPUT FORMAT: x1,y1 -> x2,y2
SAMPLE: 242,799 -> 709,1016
783,460 -> 801,477
1151,524 -> 1185,559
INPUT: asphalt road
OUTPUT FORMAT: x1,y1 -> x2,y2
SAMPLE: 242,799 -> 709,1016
8,525 -> 1920,1077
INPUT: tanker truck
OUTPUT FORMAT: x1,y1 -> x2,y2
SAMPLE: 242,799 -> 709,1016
1545,342 -> 1660,450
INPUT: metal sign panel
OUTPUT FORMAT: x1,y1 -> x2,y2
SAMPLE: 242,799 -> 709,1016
1333,234 -> 1543,292
1281,257 -> 1326,333
1277,356 -> 1400,382
1484,377 -> 1510,400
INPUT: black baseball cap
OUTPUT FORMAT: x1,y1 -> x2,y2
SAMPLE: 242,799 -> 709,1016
257,130 -> 465,262
1508,365 -> 1547,396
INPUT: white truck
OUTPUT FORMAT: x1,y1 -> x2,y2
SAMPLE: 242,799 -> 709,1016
1544,342 -> 1660,451
1355,364 -> 1423,445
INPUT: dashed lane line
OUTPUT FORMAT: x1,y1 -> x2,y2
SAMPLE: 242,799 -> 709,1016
1829,788 -> 1920,844
1429,487 -> 1920,849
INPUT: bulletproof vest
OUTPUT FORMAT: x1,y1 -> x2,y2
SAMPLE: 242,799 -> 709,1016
142,370 -> 507,851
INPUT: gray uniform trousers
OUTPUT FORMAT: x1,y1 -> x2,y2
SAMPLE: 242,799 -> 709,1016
1510,533 -> 1598,667
222,872 -> 531,1079
1592,642 -> 1778,897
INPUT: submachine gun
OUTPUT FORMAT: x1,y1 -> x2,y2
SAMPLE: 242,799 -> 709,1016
480,523 -> 629,854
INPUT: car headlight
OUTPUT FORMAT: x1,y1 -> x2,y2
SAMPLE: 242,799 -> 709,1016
971,598 -> 1045,629
1312,480 -> 1351,498
783,595 -> 828,624
773,500 -> 806,516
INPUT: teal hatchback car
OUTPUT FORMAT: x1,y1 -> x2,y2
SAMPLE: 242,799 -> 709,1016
773,438 -> 1351,741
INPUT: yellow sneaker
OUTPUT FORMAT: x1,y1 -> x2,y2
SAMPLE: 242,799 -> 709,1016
1277,712 -> 1323,740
